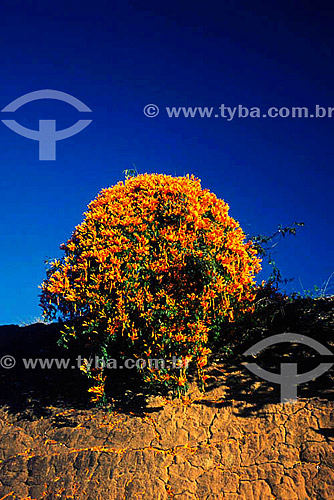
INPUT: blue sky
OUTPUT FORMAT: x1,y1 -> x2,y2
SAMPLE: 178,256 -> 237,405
0,1 -> 333,325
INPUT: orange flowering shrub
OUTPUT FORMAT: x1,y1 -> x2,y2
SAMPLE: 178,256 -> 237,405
40,173 -> 261,403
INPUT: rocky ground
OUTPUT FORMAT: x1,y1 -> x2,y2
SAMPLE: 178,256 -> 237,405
0,295 -> 333,499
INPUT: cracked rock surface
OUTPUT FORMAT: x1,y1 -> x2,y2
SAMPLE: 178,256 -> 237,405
0,395 -> 333,499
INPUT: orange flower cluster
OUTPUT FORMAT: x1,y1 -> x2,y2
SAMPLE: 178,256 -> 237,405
40,173 -> 261,401
87,372 -> 107,403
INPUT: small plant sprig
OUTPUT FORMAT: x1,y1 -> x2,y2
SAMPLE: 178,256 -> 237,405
291,271 -> 334,299
250,222 -> 305,287
123,164 -> 138,180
